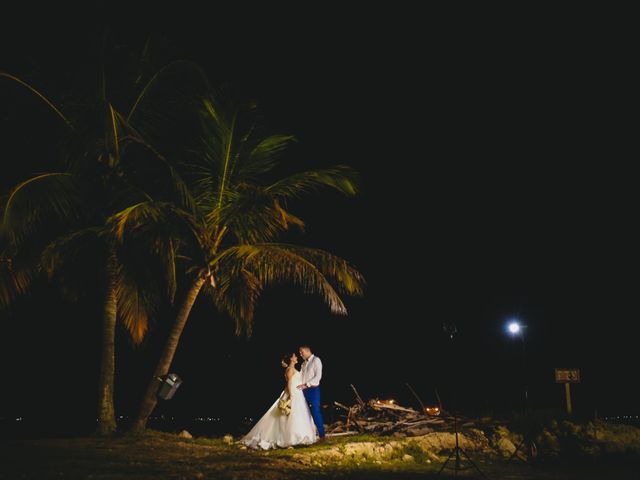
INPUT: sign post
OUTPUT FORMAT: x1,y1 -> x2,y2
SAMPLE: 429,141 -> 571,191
564,383 -> 572,415
555,368 -> 580,415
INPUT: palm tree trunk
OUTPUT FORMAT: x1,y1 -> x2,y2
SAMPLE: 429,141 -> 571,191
131,276 -> 206,432
96,266 -> 118,436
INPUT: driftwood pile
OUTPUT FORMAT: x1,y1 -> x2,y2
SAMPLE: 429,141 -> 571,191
327,384 -> 478,437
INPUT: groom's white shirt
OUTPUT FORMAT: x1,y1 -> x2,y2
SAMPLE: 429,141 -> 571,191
301,354 -> 323,388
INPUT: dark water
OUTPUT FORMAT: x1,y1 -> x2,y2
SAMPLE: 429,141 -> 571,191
0,402 -> 347,440
0,415 -> 251,439
3,408 -> 638,440
1,407 -> 338,439
601,415 -> 640,427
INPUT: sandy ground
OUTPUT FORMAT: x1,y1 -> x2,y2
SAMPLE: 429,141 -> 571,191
1,432 -> 638,480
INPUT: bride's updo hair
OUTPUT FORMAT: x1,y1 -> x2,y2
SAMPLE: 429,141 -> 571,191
281,353 -> 294,368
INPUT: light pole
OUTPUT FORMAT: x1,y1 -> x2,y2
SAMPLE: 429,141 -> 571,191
507,320 -> 528,409
506,319 -> 536,464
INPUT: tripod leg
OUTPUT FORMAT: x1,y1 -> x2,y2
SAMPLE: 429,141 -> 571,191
508,438 -> 526,463
438,450 -> 455,475
528,440 -> 538,464
509,438 -> 535,466
459,447 -> 488,479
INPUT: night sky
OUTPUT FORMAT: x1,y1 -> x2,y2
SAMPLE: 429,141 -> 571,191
1,4 -> 637,434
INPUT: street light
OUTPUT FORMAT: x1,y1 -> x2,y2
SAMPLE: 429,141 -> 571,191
508,321 -> 521,335
505,318 -> 536,464
505,319 -> 527,406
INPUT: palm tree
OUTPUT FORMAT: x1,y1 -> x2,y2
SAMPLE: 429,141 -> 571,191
119,94 -> 365,431
0,50 -> 207,434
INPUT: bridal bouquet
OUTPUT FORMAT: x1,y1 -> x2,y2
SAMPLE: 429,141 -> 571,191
278,396 -> 292,416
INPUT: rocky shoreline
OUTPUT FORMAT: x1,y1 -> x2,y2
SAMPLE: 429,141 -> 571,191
281,421 -> 640,468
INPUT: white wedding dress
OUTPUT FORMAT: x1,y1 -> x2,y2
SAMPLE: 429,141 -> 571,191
241,371 -> 317,450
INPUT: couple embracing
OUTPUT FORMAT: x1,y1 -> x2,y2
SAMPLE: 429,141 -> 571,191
241,345 -> 325,450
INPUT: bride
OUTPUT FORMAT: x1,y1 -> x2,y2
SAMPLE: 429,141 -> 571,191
241,353 -> 317,449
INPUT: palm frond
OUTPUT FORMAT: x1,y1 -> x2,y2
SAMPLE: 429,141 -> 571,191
0,254 -> 36,309
208,268 -> 262,335
239,134 -> 297,177
109,202 -> 201,302
40,227 -> 104,277
216,109 -> 238,218
40,227 -> 106,303
1,223 -> 40,308
268,244 -> 365,296
109,201 -> 201,247
113,222 -> 179,345
2,173 -> 80,243
106,103 -> 121,165
274,200 -> 305,230
191,96 -> 239,187
213,244 -> 360,315
202,96 -> 222,127
204,186 -> 297,244
114,261 -> 153,345
0,71 -> 74,130
265,165 -> 359,198
127,60 -> 211,121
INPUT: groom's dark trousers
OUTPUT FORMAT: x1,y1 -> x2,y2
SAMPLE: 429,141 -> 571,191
303,386 -> 325,438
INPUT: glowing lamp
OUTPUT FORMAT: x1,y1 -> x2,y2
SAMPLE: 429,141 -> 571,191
425,406 -> 441,416
507,321 -> 521,335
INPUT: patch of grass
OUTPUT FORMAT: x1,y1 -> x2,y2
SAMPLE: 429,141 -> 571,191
388,441 -> 431,464
269,434 -> 392,457
124,429 -> 233,449
2,434 -> 639,479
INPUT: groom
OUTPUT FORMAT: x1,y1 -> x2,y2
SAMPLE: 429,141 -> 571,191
297,344 -> 325,439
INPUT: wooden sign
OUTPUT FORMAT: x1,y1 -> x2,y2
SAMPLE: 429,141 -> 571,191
555,368 -> 580,415
555,368 -> 580,383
